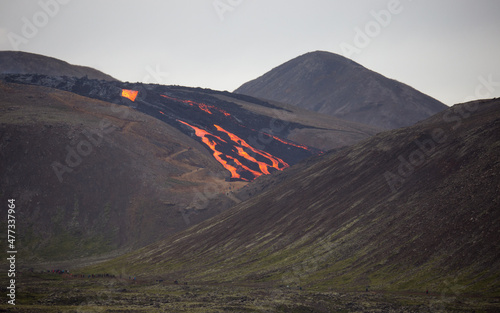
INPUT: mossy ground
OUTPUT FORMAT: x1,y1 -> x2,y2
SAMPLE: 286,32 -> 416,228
1,272 -> 499,312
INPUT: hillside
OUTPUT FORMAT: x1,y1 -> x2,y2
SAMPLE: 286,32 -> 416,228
0,51 -> 116,81
2,73 -> 381,154
0,81 -> 237,261
0,69 -> 380,261
93,98 -> 500,296
235,51 -> 447,130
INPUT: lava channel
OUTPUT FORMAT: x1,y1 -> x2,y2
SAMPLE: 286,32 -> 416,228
178,120 -> 293,181
177,120 -> 244,181
262,132 -> 313,151
162,95 -> 230,116
121,89 -> 138,102
214,125 -> 289,175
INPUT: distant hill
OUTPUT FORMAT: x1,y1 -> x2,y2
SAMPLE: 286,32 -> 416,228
235,51 -> 448,130
92,98 -> 500,295
0,51 -> 116,81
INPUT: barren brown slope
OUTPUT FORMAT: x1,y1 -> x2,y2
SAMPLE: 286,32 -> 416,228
94,98 -> 500,295
235,51 -> 447,130
0,50 -> 116,81
0,81 -> 241,262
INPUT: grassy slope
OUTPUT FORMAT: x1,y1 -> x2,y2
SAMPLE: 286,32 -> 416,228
88,99 -> 500,296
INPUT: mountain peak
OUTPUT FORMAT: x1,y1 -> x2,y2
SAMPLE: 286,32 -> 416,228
235,51 -> 447,129
299,50 -> 360,64
270,51 -> 363,78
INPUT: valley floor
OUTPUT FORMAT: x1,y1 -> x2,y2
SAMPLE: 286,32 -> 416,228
1,272 -> 499,312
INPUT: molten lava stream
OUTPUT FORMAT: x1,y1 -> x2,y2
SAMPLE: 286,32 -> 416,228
177,120 -> 244,180
162,94 -> 232,116
262,132 -> 311,151
161,94 -> 194,106
214,125 -> 289,173
197,103 -> 213,114
226,154 -> 263,179
234,146 -> 270,175
177,121 -> 291,181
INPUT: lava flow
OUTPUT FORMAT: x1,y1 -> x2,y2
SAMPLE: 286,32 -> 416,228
178,120 -> 292,181
162,95 -> 230,116
177,120 -> 243,180
214,125 -> 289,174
262,132 -> 312,151
121,89 -> 138,102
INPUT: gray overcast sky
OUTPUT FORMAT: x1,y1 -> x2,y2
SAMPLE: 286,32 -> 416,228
1,0 -> 499,105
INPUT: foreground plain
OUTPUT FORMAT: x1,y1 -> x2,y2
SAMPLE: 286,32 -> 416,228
1,272 -> 500,312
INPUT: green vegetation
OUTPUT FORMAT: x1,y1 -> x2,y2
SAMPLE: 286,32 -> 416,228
4,273 -> 498,312
19,200 -> 118,261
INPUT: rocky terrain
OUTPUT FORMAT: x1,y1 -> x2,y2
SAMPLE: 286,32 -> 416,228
1,52 -> 498,312
0,70 -> 378,261
88,99 -> 500,298
235,51 -> 447,129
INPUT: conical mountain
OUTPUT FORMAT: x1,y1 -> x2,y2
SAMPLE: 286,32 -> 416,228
235,51 -> 447,129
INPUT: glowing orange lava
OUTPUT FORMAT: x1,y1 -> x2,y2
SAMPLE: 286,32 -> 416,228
162,95 -> 230,116
225,154 -> 262,179
262,132 -> 311,151
177,120 -> 244,180
214,124 -> 289,174
121,89 -> 138,102
177,120 -> 291,181
175,117 -> 300,180
161,94 -> 194,106
198,103 -> 213,114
